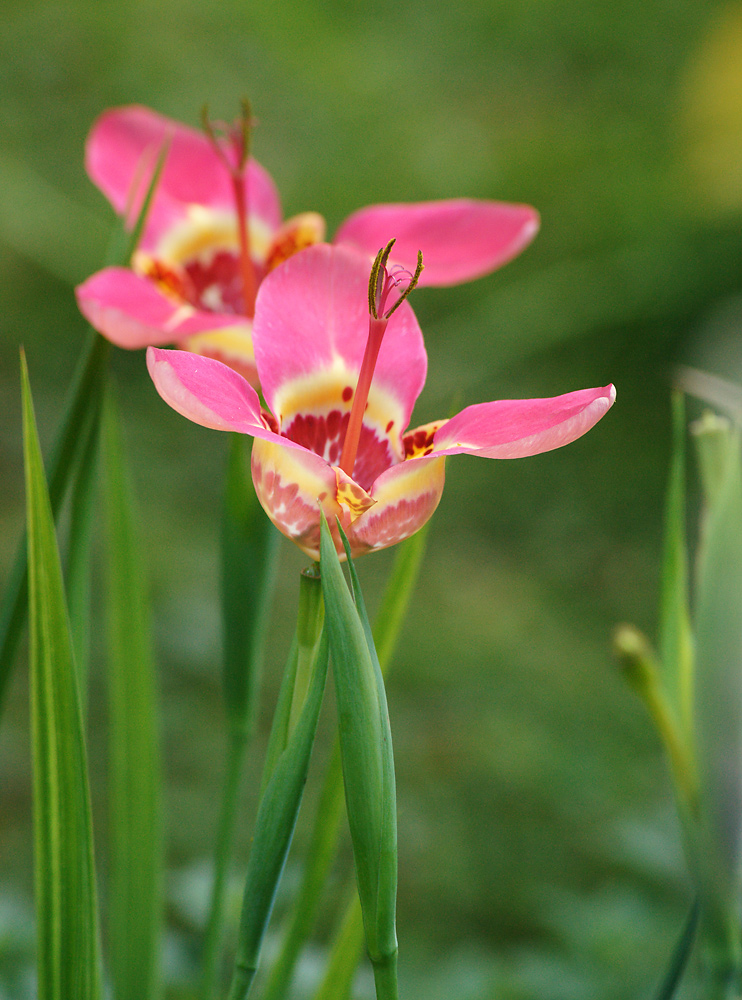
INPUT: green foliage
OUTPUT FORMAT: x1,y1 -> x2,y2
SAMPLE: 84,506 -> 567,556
65,387 -> 101,708
103,389 -> 163,1000
21,353 -> 100,1000
692,418 -> 742,982
319,516 -> 398,996
0,332 -> 110,714
228,573 -> 329,1000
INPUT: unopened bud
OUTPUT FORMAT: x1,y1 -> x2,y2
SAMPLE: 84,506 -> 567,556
613,623 -> 659,694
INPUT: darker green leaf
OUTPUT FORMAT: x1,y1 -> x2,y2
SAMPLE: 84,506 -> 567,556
22,352 -> 101,1000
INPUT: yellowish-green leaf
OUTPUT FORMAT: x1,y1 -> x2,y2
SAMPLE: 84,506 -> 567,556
658,391 -> 694,738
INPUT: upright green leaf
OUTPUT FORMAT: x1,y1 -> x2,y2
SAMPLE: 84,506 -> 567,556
103,390 -> 162,1000
658,391 -> 694,736
66,390 -> 103,711
263,527 -> 430,1000
22,353 -> 101,1000
319,516 -> 398,1000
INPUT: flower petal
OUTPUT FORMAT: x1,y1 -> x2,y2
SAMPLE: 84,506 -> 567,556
86,105 -> 282,249
251,437 -> 342,559
349,456 -> 447,553
431,385 -> 616,459
76,268 -> 252,349
335,199 -> 539,287
178,330 -> 258,388
253,243 -> 427,431
146,347 -> 291,444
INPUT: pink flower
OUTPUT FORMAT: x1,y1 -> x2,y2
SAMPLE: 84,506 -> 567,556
75,105 -> 539,387
146,244 -> 615,559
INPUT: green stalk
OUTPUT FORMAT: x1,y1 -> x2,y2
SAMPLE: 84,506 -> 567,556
262,525 -> 430,1000
371,951 -> 400,1000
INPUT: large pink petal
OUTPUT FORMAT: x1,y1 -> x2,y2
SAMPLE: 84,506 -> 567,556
335,199 -> 539,287
145,347 -> 304,447
76,268 -> 253,349
252,244 -> 427,428
251,437 -> 343,560
431,385 -> 616,459
348,455 -> 446,553
86,105 -> 282,249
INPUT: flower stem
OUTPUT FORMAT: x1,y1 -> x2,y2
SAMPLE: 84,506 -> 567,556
198,729 -> 249,1000
371,951 -> 400,1000
232,177 -> 257,318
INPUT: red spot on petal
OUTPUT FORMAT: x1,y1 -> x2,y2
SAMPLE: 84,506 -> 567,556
386,420 -> 394,433
283,406 -> 395,490
342,386 -> 353,402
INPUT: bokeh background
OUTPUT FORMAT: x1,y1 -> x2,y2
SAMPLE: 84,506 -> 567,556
3,1 -> 742,996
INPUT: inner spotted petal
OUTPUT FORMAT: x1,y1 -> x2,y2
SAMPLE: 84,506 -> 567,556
265,212 -> 326,272
276,372 -> 406,492
403,419 -> 446,458
135,206 -> 274,316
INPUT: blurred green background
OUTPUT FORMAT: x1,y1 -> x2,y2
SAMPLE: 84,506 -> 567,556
3,0 -> 742,996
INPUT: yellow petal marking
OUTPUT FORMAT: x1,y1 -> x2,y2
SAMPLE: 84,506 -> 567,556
334,466 -> 376,522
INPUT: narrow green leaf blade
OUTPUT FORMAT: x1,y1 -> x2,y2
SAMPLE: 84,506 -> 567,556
228,627 -> 329,1000
373,522 -> 431,672
0,332 -> 111,713
264,529 -> 430,1000
22,353 -> 101,1000
103,389 -> 162,1000
654,898 -> 700,1000
66,391 -> 103,711
658,391 -> 694,733
319,516 -> 397,971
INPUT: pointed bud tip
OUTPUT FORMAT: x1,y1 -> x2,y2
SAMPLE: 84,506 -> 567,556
612,624 -> 658,693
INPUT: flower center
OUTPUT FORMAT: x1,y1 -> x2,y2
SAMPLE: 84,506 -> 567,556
275,372 -> 404,491
338,240 -> 423,479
